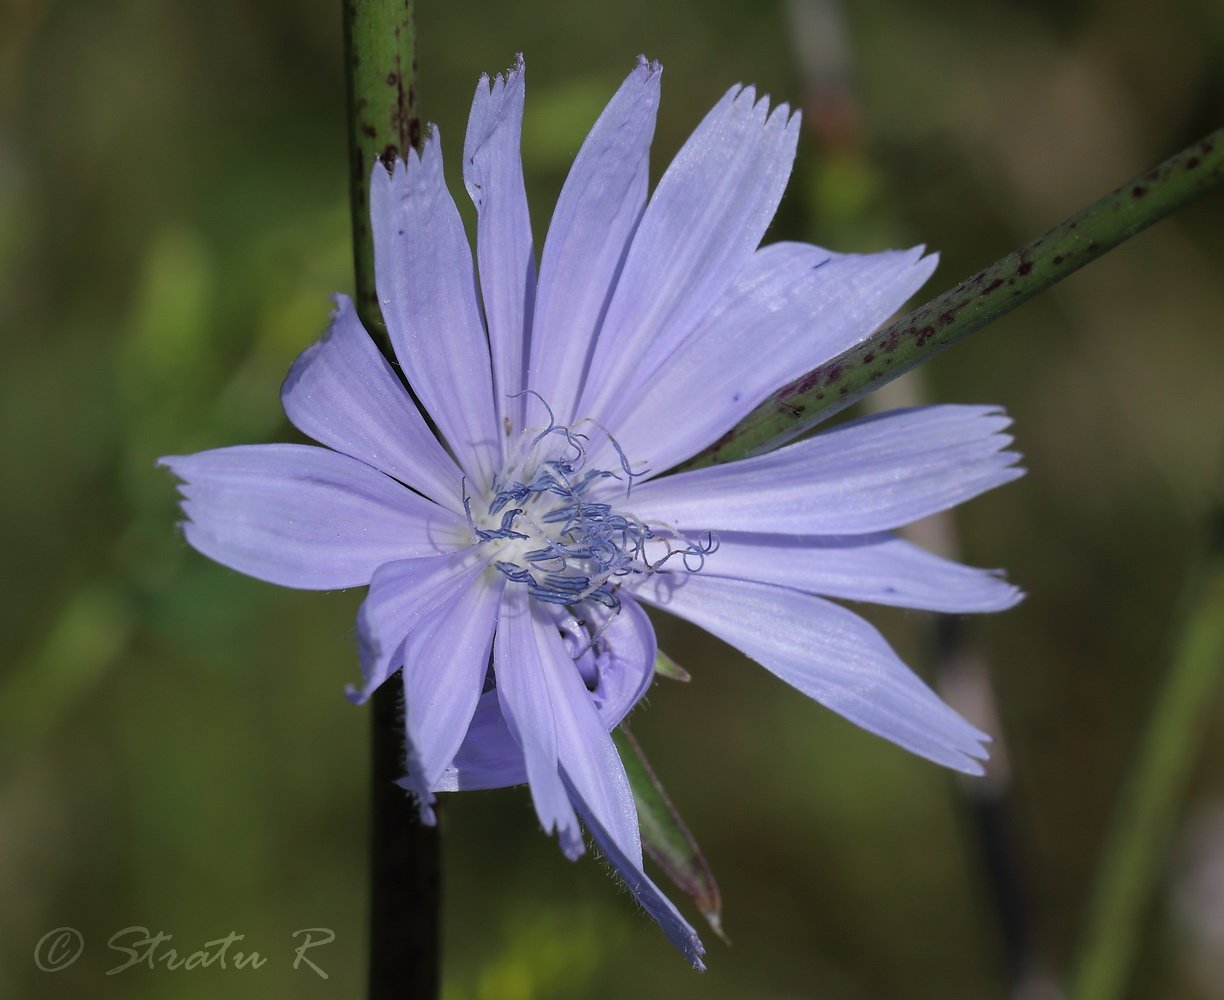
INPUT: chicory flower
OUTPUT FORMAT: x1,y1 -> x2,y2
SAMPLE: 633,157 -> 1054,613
161,55 -> 1023,968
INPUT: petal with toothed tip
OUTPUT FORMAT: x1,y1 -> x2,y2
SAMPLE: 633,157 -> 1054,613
577,84 -> 801,424
629,405 -> 1023,535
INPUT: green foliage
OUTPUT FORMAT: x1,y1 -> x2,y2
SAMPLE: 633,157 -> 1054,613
4,2 -> 1224,998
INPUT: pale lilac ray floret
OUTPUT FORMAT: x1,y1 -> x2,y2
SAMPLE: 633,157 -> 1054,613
159,54 -> 1024,969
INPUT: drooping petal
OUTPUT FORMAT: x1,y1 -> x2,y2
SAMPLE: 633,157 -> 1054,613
634,573 -> 991,773
537,606 -> 667,953
577,84 -> 801,422
629,405 -> 1023,535
567,776 -> 707,971
586,597 -> 657,728
704,530 -> 1022,613
430,689 -> 522,792
352,550 -> 486,704
437,596 -> 656,790
399,574 -> 502,822
542,609 -> 642,868
597,244 -> 938,475
159,445 -> 464,590
280,294 -> 465,511
371,145 -> 500,488
464,54 -> 535,439
436,600 -> 701,968
528,57 -> 662,424
494,589 -> 584,859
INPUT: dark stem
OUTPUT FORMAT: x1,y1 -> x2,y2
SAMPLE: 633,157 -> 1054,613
369,683 -> 440,999
681,126 -> 1224,471
343,2 -> 438,997
932,615 -> 1044,994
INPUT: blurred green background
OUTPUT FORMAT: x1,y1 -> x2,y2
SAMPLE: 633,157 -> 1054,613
4,0 -> 1224,997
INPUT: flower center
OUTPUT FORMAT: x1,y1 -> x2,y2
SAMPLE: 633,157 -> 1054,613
466,416 -> 714,613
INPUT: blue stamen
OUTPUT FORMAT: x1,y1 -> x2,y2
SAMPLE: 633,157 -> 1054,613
494,561 -> 535,584
474,408 -> 713,621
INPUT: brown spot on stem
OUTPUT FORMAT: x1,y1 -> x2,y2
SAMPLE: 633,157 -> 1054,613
788,371 -> 819,395
1131,185 -> 1147,198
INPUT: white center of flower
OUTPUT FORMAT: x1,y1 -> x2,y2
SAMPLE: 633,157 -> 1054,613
465,418 -> 714,613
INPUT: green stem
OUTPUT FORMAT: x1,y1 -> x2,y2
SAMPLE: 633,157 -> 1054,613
342,3 -> 438,998
1068,514 -> 1224,1000
343,0 -> 419,344
682,127 -> 1224,471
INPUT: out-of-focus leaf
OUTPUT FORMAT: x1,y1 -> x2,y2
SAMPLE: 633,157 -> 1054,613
653,648 -> 691,683
0,583 -> 135,757
613,723 -> 726,941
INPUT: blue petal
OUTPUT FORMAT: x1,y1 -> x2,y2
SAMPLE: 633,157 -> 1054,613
634,573 -> 992,774
567,775 -> 707,971
546,611 -> 643,869
399,575 -> 502,822
630,405 -> 1023,535
428,688 -> 523,791
703,530 -> 1022,613
371,144 -> 500,489
464,54 -> 536,441
281,294 -> 465,511
595,244 -> 938,475
436,597 -> 655,791
578,83 -> 800,423
159,444 -> 463,590
529,56 -> 661,423
353,551 -> 486,704
493,589 -> 584,859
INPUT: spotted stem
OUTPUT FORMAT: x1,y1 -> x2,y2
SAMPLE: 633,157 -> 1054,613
343,3 -> 440,999
683,126 -> 1224,470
